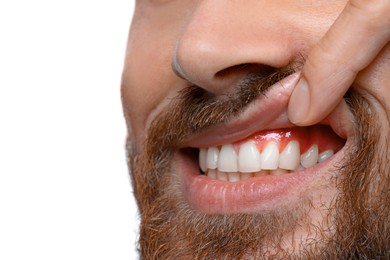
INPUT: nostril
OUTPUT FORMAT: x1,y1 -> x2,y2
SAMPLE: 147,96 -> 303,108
215,63 -> 251,78
215,63 -> 278,78
215,63 -> 275,78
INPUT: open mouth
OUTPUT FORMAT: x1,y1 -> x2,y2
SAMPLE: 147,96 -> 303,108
198,126 -> 345,182
176,73 -> 352,214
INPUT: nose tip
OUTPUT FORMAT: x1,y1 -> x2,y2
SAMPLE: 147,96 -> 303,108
172,38 -> 235,92
171,1 -> 299,95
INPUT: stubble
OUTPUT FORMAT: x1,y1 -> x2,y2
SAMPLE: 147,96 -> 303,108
126,71 -> 390,258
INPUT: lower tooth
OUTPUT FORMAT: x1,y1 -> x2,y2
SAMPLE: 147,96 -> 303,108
207,169 -> 217,179
228,172 -> 240,182
255,170 -> 269,177
217,171 -> 228,181
241,172 -> 253,180
271,168 -> 288,175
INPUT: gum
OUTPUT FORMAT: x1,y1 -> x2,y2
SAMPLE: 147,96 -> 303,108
233,125 -> 345,154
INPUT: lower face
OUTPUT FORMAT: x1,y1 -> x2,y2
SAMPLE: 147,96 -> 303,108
122,1 -> 390,258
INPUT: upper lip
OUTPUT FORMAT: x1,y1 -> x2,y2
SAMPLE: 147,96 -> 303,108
182,72 -> 353,149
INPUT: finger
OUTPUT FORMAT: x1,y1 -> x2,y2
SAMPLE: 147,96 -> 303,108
288,0 -> 390,125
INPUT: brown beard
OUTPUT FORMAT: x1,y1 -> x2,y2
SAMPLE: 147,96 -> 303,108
125,67 -> 390,258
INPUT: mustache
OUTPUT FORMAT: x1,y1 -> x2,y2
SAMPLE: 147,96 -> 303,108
132,62 -> 301,209
147,62 -> 301,152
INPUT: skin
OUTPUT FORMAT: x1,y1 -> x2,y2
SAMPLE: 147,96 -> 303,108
122,0 -> 390,258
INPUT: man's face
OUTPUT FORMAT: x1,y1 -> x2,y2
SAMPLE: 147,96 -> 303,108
122,1 -> 390,258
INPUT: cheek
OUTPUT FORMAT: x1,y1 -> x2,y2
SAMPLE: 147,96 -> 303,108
355,43 -> 390,111
122,42 -> 169,118
354,43 -> 390,135
122,44 -> 177,142
122,3 -> 191,140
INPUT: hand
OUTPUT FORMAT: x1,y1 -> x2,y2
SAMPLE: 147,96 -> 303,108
288,0 -> 390,125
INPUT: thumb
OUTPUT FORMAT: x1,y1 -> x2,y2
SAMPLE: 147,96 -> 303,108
288,0 -> 390,125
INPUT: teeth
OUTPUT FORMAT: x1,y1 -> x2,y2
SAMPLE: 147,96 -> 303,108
199,148 -> 207,172
255,170 -> 269,177
318,150 -> 334,163
241,172 -> 253,180
207,169 -> 217,179
217,171 -> 228,181
301,145 -> 319,168
227,172 -> 240,182
206,146 -> 219,170
271,168 -> 288,176
205,168 -> 290,182
200,140 -> 337,182
238,141 -> 262,172
218,144 -> 238,172
261,141 -> 279,170
279,141 -> 300,170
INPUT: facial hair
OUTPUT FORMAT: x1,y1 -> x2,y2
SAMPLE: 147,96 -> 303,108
125,68 -> 390,258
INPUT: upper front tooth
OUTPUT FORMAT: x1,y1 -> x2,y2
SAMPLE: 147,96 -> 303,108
301,144 -> 319,168
206,146 -> 219,170
279,141 -> 300,170
199,148 -> 207,172
238,141 -> 262,172
261,141 -> 279,170
218,144 -> 238,172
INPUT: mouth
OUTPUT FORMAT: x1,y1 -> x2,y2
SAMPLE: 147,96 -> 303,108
198,125 -> 344,180
175,73 -> 353,214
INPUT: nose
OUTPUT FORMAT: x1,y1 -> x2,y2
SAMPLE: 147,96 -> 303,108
173,1 -> 302,95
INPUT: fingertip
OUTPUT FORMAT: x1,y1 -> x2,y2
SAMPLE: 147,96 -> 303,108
288,77 -> 310,125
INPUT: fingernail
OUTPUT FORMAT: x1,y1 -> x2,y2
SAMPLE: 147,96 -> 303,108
288,78 -> 310,124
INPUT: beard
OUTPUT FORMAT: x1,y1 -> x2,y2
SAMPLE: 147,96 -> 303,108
125,67 -> 390,259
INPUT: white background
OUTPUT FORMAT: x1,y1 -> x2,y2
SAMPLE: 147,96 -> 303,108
0,1 -> 138,259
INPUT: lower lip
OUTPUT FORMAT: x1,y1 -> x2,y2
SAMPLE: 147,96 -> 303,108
177,147 -> 345,214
